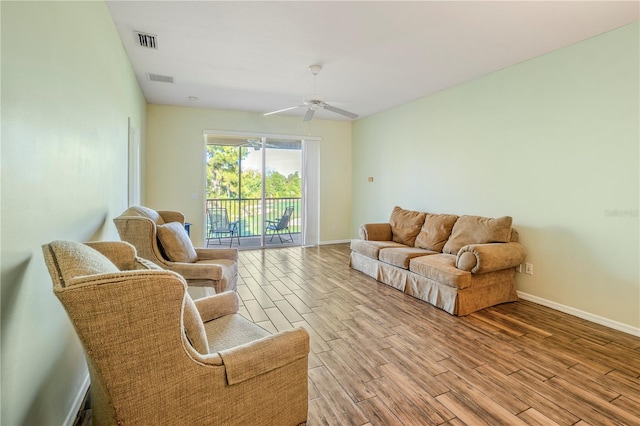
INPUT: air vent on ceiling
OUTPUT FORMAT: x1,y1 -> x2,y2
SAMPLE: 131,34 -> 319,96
135,31 -> 157,49
147,73 -> 174,83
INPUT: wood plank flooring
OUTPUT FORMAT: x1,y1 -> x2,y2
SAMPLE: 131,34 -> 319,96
236,244 -> 640,426
75,243 -> 640,425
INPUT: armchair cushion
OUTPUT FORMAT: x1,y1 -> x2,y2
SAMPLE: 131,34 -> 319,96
442,215 -> 513,254
157,222 -> 198,263
389,206 -> 426,246
206,314 -> 271,353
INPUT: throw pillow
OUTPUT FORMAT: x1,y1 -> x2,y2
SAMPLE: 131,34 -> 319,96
442,215 -> 513,254
156,222 -> 198,263
389,206 -> 427,246
414,213 -> 459,252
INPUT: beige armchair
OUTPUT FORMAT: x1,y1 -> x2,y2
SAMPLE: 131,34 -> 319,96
42,240 -> 310,426
114,206 -> 237,293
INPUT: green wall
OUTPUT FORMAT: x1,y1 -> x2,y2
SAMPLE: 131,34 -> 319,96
1,2 -> 147,424
352,22 -> 639,331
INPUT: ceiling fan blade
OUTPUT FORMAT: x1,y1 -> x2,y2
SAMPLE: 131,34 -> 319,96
322,103 -> 359,119
302,108 -> 315,122
264,105 -> 305,116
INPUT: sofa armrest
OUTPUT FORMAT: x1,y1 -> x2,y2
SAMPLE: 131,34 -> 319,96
195,291 -> 239,322
359,223 -> 392,241
195,248 -> 238,262
456,242 -> 526,274
218,327 -> 310,385
158,210 -> 185,225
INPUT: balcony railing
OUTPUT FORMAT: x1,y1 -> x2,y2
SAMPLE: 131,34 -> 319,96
205,198 -> 301,238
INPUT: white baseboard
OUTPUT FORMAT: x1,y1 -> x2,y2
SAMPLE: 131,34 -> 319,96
517,291 -> 640,337
318,239 -> 351,245
64,373 -> 90,426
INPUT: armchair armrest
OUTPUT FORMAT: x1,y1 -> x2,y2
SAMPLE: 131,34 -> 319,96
456,242 -> 527,274
195,248 -> 238,261
359,223 -> 392,241
218,327 -> 310,385
170,261 -> 226,280
195,291 -> 239,322
158,210 -> 185,225
84,241 -> 137,270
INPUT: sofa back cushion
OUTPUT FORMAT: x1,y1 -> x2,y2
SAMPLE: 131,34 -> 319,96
414,213 -> 459,252
389,207 -> 426,246
442,215 -> 513,254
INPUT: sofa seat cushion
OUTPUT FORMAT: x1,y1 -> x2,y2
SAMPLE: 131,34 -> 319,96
442,215 -> 513,255
409,254 -> 471,289
350,239 -> 407,259
379,247 -> 438,269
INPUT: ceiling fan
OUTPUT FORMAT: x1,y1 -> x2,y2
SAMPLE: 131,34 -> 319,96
264,64 -> 359,122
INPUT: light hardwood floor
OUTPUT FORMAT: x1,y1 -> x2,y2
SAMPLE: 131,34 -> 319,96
237,243 -> 640,426
76,243 -> 640,425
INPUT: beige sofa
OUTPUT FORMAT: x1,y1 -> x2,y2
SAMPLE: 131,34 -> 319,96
350,207 -> 526,316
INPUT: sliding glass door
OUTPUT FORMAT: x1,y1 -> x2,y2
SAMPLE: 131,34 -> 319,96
205,135 -> 302,248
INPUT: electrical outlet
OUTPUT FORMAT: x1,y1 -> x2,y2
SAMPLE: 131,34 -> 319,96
525,263 -> 533,275
515,264 -> 522,273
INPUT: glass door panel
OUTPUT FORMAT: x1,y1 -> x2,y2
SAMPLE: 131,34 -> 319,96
205,135 -> 302,248
264,138 -> 302,245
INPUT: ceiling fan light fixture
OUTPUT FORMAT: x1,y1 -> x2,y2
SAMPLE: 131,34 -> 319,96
263,64 -> 358,121
308,64 -> 322,75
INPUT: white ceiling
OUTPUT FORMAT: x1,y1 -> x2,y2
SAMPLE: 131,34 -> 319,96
106,1 -> 638,121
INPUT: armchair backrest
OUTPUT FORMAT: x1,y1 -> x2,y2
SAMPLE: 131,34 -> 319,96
120,205 -> 166,225
113,206 -> 180,265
